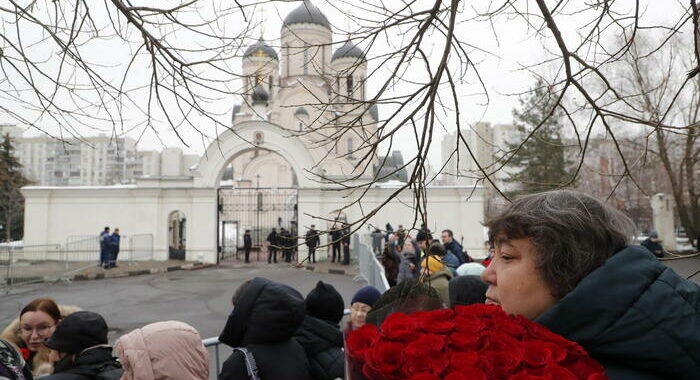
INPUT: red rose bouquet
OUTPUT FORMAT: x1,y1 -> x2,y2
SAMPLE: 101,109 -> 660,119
345,305 -> 609,380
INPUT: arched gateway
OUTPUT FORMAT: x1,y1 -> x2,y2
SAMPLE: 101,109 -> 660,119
192,121 -> 317,262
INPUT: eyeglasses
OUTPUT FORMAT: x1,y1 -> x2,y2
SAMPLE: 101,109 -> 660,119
20,324 -> 54,336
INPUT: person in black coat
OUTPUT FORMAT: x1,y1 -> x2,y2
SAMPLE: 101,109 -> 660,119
243,230 -> 253,263
640,231 -> 664,258
305,225 -> 320,264
341,224 -> 351,265
330,225 -> 342,263
266,228 -> 278,264
219,277 -> 312,380
294,281 -> 345,380
41,311 -> 122,380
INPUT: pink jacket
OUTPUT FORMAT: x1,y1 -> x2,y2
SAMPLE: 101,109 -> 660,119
115,321 -> 208,380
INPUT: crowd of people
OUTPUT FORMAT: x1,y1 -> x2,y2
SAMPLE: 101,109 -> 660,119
3,190 -> 700,380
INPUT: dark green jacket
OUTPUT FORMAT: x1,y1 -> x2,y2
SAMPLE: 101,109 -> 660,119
537,246 -> 700,380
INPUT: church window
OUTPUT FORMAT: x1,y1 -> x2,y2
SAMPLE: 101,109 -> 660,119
284,44 -> 290,77
257,192 -> 263,211
347,76 -> 353,96
303,45 -> 309,75
347,138 -> 354,158
269,75 -> 273,96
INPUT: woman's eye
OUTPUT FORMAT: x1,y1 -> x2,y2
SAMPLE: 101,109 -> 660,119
501,255 -> 514,262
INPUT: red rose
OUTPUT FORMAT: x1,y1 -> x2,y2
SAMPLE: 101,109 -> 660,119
346,324 -> 380,359
519,341 -> 568,367
406,374 -> 440,380
404,334 -> 446,358
380,313 -> 417,341
453,314 -> 487,335
363,341 -> 405,377
448,330 -> 482,351
400,356 -> 446,378
19,348 -> 30,360
566,356 -> 607,379
445,368 -> 486,380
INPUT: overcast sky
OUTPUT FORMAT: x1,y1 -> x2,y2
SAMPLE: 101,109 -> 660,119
0,0 -> 683,167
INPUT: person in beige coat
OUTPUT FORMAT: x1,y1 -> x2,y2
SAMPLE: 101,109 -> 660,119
0,299 -> 81,377
115,321 -> 208,380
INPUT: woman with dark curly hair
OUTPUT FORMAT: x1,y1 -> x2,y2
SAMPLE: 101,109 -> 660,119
481,190 -> 700,380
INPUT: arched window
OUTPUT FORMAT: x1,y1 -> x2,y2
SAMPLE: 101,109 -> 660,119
347,138 -> 354,158
346,76 -> 353,96
303,45 -> 309,75
257,192 -> 263,211
268,75 -> 273,95
284,44 -> 290,77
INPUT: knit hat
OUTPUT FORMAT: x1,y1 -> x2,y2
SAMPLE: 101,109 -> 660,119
351,286 -> 381,307
305,281 -> 345,324
456,262 -> 486,277
449,276 -> 488,307
649,231 -> 659,239
44,311 -> 108,354
421,255 -> 444,273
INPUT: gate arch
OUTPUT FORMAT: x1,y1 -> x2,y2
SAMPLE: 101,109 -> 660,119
193,120 -> 319,188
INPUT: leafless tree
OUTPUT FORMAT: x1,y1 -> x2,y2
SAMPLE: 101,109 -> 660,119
2,1 -> 700,249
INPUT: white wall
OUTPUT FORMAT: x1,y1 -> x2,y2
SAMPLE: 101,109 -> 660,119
22,186 -> 218,263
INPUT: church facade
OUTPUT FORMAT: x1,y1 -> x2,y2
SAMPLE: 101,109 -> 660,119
20,1 -> 487,264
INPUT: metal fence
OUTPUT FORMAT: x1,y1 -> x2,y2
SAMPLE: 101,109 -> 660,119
354,234 -> 390,293
0,234 -> 154,293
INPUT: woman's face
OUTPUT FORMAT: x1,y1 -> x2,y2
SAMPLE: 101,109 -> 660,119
350,302 -> 372,329
20,311 -> 58,352
480,237 -> 557,320
402,240 -> 414,253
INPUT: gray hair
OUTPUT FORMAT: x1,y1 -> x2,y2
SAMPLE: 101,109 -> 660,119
485,190 -> 636,299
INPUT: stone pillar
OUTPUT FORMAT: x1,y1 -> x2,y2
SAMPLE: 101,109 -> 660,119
650,193 -> 677,250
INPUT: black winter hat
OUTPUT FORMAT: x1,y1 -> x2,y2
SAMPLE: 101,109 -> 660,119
44,311 -> 109,354
305,281 -> 345,324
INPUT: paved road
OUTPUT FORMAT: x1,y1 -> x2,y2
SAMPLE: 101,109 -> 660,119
662,255 -> 700,284
0,262 -> 365,378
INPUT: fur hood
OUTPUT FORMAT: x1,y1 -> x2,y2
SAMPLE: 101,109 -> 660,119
0,305 -> 82,377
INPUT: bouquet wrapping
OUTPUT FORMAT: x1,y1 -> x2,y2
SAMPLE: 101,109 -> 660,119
345,304 -> 609,380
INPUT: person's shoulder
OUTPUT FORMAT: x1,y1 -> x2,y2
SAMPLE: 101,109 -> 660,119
220,350 -> 248,378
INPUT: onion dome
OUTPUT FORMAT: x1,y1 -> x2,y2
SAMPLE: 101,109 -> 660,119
294,107 -> 309,117
283,0 -> 331,30
251,85 -> 269,105
243,38 -> 278,60
332,40 -> 366,61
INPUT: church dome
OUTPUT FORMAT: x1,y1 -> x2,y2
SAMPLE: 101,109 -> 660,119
252,85 -> 269,104
283,0 -> 331,30
294,107 -> 309,117
243,38 -> 278,60
332,40 -> 365,61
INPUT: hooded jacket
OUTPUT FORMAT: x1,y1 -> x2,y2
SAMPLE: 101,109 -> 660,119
114,321 -> 208,380
218,277 -> 311,380
421,267 -> 452,305
293,316 -> 344,380
41,347 -> 122,380
1,305 -> 81,377
536,246 -> 700,380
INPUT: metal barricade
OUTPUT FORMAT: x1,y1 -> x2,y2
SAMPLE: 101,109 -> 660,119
353,234 -> 390,293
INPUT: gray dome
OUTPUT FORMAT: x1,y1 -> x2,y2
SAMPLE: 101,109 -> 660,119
283,0 -> 331,30
294,107 -> 309,116
243,38 -> 278,60
252,85 -> 269,104
369,104 -> 378,121
332,41 -> 365,61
